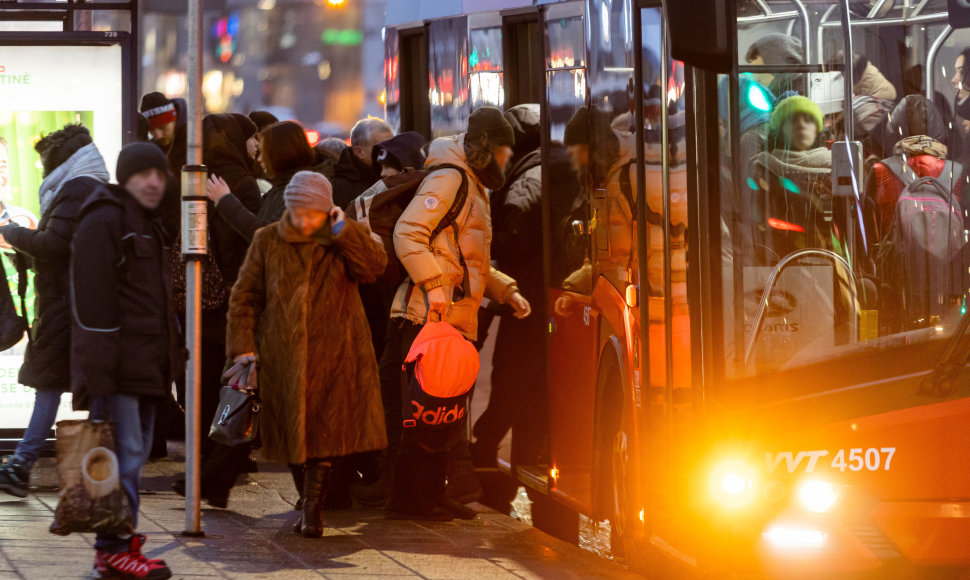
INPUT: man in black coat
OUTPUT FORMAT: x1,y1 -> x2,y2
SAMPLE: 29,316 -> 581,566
332,117 -> 394,209
71,143 -> 179,579
140,91 -> 188,179
0,124 -> 110,498
472,104 -> 549,468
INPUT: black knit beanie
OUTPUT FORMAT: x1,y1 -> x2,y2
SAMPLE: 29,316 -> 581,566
466,107 -> 515,149
117,142 -> 169,187
140,91 -> 172,114
564,107 -> 589,146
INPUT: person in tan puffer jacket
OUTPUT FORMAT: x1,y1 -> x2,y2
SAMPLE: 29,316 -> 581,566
390,127 -> 527,339
383,107 -> 531,521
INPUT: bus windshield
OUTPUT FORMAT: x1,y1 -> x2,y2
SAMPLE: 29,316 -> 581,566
718,0 -> 968,379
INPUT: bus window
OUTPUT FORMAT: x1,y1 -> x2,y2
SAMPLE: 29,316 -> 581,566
398,27 -> 430,138
384,26 -> 401,133
546,5 -> 588,294
586,0 -> 637,295
469,13 -> 504,109
721,2 -> 970,380
503,14 -> 542,107
428,17 -> 469,137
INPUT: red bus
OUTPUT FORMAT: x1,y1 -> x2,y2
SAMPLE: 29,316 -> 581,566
385,0 -> 970,576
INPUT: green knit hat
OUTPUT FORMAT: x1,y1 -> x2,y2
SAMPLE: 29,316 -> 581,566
770,95 -> 824,134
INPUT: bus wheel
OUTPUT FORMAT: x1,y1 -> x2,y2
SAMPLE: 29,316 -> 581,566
600,363 -> 649,571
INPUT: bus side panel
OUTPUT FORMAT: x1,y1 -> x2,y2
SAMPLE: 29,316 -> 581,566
548,288 -> 598,510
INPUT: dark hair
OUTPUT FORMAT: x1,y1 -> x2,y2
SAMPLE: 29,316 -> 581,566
258,121 -> 314,178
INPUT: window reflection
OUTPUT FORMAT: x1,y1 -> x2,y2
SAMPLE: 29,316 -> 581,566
428,17 -> 469,137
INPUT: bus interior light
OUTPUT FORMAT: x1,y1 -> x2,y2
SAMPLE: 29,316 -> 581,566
797,480 -> 840,513
763,524 -> 827,550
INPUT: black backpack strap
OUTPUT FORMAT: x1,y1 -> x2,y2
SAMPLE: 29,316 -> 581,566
429,163 -> 469,241
403,163 -> 472,311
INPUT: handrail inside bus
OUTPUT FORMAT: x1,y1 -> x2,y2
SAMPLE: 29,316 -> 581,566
743,249 -> 858,366
752,0 -> 772,15
737,0 -> 811,63
818,11 -> 947,27
927,24 -> 952,99
910,0 -> 932,17
867,0 -> 892,19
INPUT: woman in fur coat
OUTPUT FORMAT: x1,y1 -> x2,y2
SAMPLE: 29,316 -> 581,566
226,171 -> 388,537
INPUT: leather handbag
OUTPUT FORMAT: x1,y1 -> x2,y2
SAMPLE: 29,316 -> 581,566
208,386 -> 260,448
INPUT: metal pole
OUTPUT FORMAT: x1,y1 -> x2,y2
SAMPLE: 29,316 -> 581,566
182,0 -> 205,537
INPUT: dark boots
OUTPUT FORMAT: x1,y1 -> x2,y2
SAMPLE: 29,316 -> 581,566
300,461 -> 331,538
289,464 -> 305,510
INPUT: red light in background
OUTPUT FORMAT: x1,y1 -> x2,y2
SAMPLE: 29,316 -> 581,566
306,130 -> 320,147
767,217 -> 806,233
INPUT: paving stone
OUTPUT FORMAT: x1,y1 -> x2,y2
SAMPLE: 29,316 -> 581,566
0,458 -> 638,579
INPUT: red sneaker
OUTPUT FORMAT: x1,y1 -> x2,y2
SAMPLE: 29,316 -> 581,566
93,534 -> 172,579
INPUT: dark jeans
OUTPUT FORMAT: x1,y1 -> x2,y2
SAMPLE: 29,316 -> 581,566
90,394 -> 158,554
12,389 -> 61,471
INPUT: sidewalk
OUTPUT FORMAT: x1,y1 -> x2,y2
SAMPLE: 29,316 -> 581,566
0,456 -> 640,579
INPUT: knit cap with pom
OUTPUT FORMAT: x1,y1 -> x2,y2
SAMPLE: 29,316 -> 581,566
283,171 -> 334,212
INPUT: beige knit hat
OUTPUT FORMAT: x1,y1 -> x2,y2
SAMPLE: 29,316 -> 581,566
283,171 -> 333,212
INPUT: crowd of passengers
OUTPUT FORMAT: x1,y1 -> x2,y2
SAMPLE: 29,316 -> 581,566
726,33 -> 970,332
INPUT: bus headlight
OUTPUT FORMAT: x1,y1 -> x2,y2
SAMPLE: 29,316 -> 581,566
763,524 -> 827,549
710,460 -> 758,508
797,480 -> 840,513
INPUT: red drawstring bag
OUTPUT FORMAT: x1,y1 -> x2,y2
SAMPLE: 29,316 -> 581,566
403,322 -> 479,432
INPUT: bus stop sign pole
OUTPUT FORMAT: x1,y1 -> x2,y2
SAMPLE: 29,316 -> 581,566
182,0 -> 206,537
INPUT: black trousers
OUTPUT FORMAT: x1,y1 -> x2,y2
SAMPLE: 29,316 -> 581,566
382,318 -> 469,513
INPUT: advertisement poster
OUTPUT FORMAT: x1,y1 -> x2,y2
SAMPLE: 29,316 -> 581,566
0,43 -> 124,429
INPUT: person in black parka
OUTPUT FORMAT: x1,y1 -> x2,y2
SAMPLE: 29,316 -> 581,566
471,105 -> 549,472
170,113 -> 263,507
208,121 -> 316,241
203,113 -> 262,282
0,124 -> 110,497
71,143 -> 180,578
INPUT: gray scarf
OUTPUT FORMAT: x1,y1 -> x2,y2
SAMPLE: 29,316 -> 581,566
37,143 -> 109,215
755,147 -> 832,178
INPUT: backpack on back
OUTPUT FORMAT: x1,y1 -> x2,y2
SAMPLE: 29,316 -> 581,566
348,164 -> 468,287
877,156 -> 965,326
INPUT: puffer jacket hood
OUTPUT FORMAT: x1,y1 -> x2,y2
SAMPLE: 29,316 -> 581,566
504,104 -> 540,160
391,133 -> 518,340
856,61 -> 897,101
888,94 -> 947,144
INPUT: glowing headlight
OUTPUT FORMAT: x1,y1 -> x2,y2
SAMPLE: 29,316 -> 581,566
710,460 -> 757,508
797,480 -> 840,513
721,472 -> 748,496
763,524 -> 827,549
